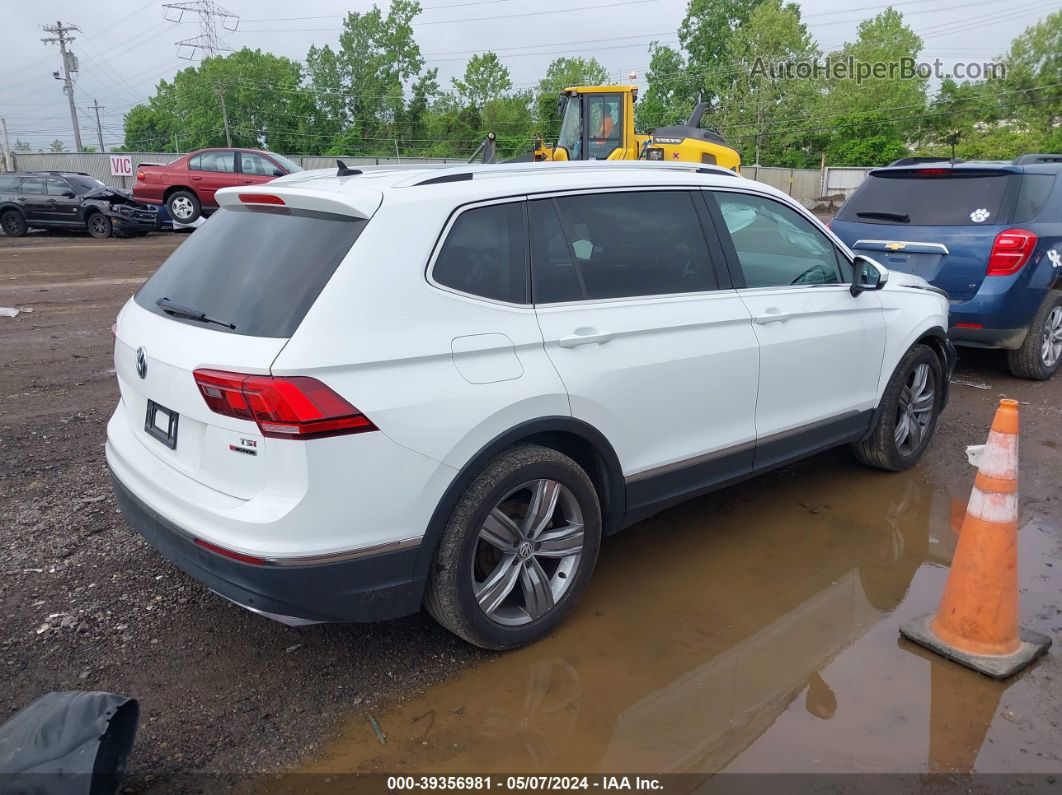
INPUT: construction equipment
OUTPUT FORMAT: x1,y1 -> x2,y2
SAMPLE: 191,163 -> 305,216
528,85 -> 741,171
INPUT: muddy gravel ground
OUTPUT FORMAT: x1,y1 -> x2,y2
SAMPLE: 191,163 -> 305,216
1,232 -> 1059,788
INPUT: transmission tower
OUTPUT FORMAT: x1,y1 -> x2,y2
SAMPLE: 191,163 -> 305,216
41,21 -> 84,152
163,1 -> 239,60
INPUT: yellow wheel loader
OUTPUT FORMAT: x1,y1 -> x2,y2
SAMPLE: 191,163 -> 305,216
525,84 -> 741,171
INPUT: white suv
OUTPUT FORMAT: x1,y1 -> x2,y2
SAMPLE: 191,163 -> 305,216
107,161 -> 955,649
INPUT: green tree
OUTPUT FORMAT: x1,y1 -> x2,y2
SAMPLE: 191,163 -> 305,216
123,49 -> 311,152
679,0 -> 765,106
997,10 -> 1061,137
49,139 -> 65,152
710,0 -> 822,166
533,57 -> 610,141
453,52 -> 512,110
638,43 -> 690,131
14,140 -> 31,153
820,9 -> 926,162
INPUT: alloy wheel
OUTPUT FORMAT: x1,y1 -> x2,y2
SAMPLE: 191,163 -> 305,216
472,479 -> 585,627
894,362 -> 935,456
89,215 -> 109,236
170,196 -> 194,220
1040,306 -> 1062,368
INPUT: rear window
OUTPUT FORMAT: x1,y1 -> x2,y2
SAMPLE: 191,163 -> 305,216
0,176 -> 20,192
837,171 -> 1013,226
135,206 -> 365,338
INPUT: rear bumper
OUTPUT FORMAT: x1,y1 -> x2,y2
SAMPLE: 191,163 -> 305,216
948,325 -> 1028,350
110,471 -> 426,623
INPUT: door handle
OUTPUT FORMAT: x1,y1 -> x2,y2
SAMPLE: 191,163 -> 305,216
191,176 -> 202,181
754,308 -> 791,325
559,328 -> 614,348
47,198 -> 57,203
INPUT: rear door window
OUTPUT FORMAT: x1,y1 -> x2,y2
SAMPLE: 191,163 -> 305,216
190,151 -> 235,173
837,171 -> 1014,226
530,191 -> 718,302
135,206 -> 365,337
20,177 -> 46,195
432,202 -> 529,304
0,176 -> 20,191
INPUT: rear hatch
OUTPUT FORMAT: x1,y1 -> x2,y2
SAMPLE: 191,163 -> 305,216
114,184 -> 379,499
832,166 -> 1020,302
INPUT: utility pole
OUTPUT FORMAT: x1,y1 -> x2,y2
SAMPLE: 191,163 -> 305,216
216,81 -> 232,147
87,99 -> 105,152
0,117 -> 12,172
41,21 -> 84,152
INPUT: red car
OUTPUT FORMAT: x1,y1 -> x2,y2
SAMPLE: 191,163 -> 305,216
133,147 -> 303,224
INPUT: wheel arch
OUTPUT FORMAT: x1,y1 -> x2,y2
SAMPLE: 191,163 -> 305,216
411,416 -> 626,586
162,185 -> 195,202
863,326 -> 951,442
0,203 -> 26,219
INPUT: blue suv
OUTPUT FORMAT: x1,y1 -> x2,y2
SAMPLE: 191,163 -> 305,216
831,155 -> 1062,380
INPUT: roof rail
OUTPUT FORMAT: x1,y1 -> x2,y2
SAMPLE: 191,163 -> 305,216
395,159 -> 741,188
1013,153 -> 1062,165
33,170 -> 92,176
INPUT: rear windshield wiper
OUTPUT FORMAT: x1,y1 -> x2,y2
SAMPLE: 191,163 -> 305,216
156,297 -> 235,330
856,210 -> 910,222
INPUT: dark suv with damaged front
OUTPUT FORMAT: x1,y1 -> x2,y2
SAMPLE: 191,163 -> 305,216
0,172 -> 158,239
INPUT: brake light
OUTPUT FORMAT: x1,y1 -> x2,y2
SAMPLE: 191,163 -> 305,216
987,228 -> 1037,276
136,169 -> 145,181
192,369 -> 376,439
238,193 -> 285,205
916,168 -> 950,175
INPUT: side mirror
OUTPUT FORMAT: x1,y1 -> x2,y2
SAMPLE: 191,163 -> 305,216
62,190 -> 75,198
272,168 -> 284,177
851,255 -> 889,297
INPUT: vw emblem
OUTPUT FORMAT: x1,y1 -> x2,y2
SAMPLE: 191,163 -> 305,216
517,541 -> 533,560
135,347 -> 147,380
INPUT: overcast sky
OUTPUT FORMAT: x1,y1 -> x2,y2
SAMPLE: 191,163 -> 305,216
1,0 -> 1054,152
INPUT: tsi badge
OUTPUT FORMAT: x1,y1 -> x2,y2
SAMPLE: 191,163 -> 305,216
229,437 -> 258,457
135,347 -> 147,380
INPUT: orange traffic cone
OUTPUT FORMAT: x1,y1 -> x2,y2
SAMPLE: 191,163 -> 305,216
900,399 -> 1051,678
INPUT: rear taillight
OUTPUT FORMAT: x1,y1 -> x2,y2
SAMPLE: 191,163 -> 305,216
136,169 -> 145,181
987,228 -> 1037,276
193,369 -> 377,440
194,537 -> 266,565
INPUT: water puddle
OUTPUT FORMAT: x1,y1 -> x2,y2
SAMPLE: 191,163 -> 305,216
301,453 -> 1060,775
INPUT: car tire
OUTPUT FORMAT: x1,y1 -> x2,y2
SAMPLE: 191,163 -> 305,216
86,213 -> 112,239
1,209 -> 27,237
425,444 -> 602,650
167,190 -> 201,224
852,343 -> 943,472
1007,290 -> 1062,381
